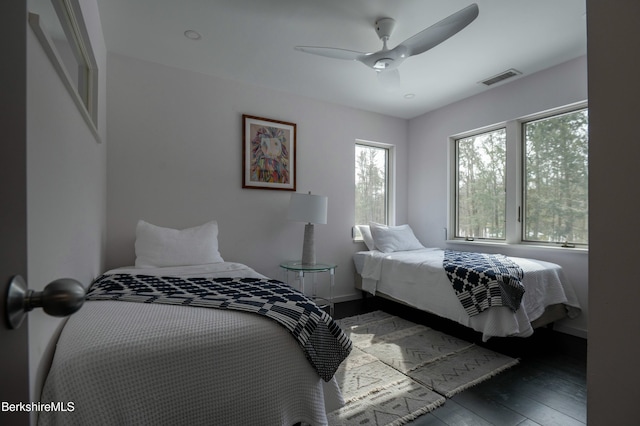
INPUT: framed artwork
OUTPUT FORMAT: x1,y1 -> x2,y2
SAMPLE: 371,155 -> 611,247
242,114 -> 296,191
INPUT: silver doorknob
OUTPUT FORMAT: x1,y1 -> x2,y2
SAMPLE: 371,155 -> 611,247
5,275 -> 85,329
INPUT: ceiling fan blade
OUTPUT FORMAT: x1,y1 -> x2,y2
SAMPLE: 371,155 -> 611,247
399,3 -> 479,57
377,68 -> 400,91
294,46 -> 365,61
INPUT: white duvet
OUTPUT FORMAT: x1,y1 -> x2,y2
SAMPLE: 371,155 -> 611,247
355,249 -> 581,341
38,263 -> 343,426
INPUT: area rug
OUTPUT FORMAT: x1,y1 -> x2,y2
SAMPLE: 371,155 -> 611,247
326,311 -> 519,426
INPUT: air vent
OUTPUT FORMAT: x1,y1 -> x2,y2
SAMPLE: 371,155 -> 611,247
480,68 -> 522,86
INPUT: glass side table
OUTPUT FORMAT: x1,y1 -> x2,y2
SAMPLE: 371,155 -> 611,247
279,261 -> 337,317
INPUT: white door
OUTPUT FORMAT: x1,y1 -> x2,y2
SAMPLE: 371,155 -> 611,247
0,2 -> 30,425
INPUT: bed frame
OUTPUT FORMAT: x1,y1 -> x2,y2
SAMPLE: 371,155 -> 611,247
354,272 -> 568,332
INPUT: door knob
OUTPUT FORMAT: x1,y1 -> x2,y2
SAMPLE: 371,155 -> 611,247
5,275 -> 85,329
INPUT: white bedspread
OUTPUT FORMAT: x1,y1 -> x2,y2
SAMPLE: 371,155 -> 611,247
38,263 -> 343,426
355,249 -> 581,341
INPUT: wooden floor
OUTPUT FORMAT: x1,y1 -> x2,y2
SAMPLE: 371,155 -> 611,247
333,297 -> 587,426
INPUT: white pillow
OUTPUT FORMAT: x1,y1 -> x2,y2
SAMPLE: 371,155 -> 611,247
135,220 -> 224,267
369,222 -> 425,253
357,225 -> 376,250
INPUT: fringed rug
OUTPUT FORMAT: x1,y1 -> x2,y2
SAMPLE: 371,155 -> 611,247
327,311 -> 519,425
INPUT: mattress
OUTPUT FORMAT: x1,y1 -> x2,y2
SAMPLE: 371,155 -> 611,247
353,249 -> 581,341
38,263 -> 343,426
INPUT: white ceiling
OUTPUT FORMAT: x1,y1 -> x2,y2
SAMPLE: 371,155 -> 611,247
96,0 -> 587,119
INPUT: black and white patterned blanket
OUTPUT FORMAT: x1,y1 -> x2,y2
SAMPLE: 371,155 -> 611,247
85,274 -> 352,381
443,250 -> 525,317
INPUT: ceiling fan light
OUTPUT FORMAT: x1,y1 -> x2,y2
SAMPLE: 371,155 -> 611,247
373,58 -> 393,69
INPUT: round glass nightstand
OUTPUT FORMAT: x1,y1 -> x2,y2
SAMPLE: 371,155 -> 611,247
279,261 -> 337,316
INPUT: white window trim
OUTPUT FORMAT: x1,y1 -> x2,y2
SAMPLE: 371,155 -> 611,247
448,123 -> 507,242
28,0 -> 100,143
519,102 -> 589,247
447,101 -> 588,251
354,139 -> 396,241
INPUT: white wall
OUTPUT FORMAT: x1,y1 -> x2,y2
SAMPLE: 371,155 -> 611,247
27,0 -> 107,402
105,52 -> 408,302
407,56 -> 588,337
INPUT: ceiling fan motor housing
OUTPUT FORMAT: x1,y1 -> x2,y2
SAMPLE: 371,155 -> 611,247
375,18 -> 396,40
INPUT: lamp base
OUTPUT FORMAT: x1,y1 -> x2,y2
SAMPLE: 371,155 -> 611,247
301,223 -> 316,265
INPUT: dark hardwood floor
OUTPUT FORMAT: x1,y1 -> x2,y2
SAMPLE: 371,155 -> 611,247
333,297 -> 587,426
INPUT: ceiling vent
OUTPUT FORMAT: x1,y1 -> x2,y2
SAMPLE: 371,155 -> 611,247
480,68 -> 522,86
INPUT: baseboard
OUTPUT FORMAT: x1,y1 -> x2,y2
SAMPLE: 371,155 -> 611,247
333,292 -> 364,304
553,323 -> 588,339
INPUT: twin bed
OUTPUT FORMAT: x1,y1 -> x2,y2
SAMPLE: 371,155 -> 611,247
353,223 -> 581,341
38,220 -> 581,425
38,221 -> 350,426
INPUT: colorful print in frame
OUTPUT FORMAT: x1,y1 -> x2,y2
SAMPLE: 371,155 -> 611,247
243,115 -> 296,191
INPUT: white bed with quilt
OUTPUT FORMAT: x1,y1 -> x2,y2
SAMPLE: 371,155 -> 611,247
354,224 -> 581,341
38,220 -> 351,426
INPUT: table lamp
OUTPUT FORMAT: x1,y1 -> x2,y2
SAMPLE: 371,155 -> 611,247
287,191 -> 328,265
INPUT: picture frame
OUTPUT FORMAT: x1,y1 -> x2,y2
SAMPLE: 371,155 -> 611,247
242,114 -> 296,191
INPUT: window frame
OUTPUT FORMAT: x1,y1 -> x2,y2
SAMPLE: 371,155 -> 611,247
28,0 -> 100,143
520,105 -> 589,247
452,125 -> 508,241
354,140 -> 395,240
448,101 -> 588,249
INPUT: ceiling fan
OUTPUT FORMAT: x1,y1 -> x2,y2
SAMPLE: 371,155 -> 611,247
294,3 -> 479,90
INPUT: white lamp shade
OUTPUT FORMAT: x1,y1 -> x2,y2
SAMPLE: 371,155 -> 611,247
287,192 -> 328,224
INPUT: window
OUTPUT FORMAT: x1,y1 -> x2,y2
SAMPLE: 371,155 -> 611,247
455,128 -> 506,240
355,141 -> 394,229
523,108 -> 588,245
451,104 -> 588,247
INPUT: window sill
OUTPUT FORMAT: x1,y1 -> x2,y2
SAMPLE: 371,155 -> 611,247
446,239 -> 588,254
